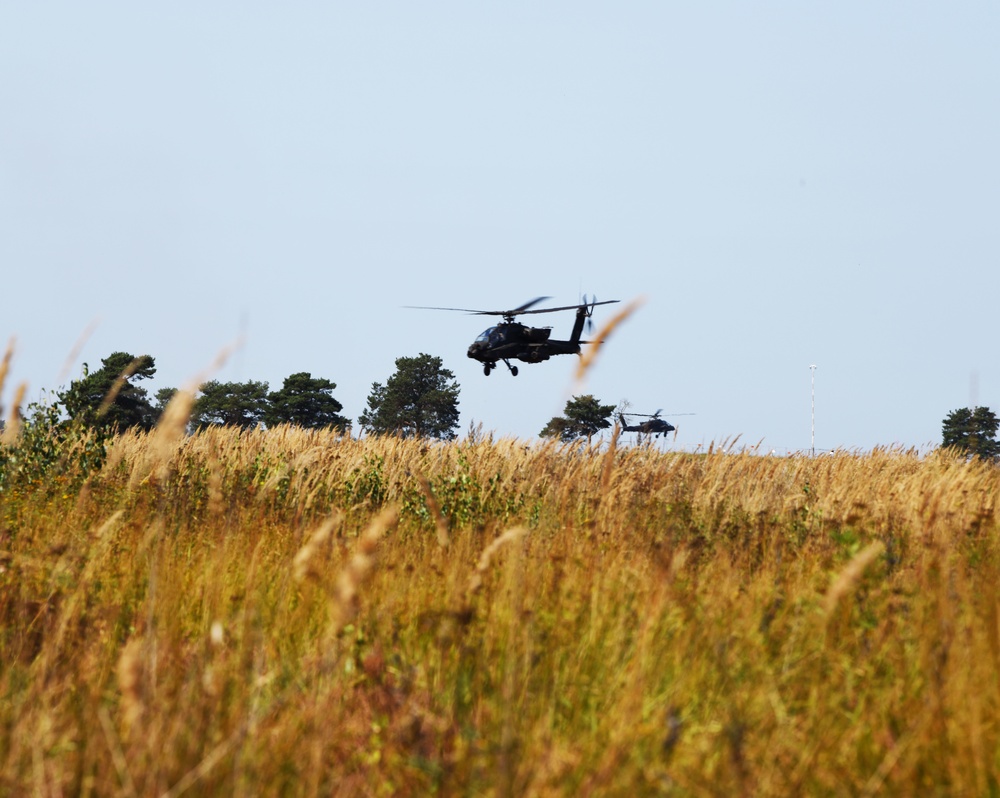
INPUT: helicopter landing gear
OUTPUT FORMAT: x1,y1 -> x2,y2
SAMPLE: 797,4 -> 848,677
502,359 -> 518,376
484,363 -> 494,376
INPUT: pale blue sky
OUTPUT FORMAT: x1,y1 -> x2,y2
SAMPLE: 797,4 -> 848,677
2,3 -> 997,453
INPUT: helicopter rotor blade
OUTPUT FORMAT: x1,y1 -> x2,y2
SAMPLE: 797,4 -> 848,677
403,297 -> 552,317
625,411 -> 696,418
403,304 -> 495,314
405,297 -> 619,318
523,299 -> 618,314
513,296 -> 552,314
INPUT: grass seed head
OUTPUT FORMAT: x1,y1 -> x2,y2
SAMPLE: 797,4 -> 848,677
0,337 -> 13,414
332,505 -> 399,631
822,540 -> 886,621
575,296 -> 644,383
96,356 -> 148,419
418,475 -> 450,547
1,382 -> 26,446
293,514 -> 342,583
116,638 -> 146,734
467,525 -> 530,596
139,387 -> 197,483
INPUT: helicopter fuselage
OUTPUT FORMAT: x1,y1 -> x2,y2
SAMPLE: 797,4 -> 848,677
626,420 -> 675,436
618,413 -> 676,437
468,322 -> 583,373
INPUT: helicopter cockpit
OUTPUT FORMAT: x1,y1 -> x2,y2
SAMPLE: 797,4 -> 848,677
475,327 -> 508,346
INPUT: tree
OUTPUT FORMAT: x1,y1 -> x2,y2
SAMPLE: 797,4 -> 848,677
265,372 -> 350,431
154,387 -> 178,416
359,354 -> 460,440
191,380 -> 270,430
540,394 -> 616,444
942,406 -> 1000,461
59,351 -> 158,432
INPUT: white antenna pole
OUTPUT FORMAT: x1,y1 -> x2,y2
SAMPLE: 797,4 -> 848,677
810,364 -> 817,457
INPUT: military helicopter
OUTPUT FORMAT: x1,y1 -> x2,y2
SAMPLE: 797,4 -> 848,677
618,410 -> 693,438
408,296 -> 619,376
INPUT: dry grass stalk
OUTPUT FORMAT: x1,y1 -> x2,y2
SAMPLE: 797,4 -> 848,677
1,382 -> 26,446
418,475 -> 451,547
574,296 -> 644,382
293,514 -> 342,583
116,637 -> 146,734
140,387 -> 196,484
822,540 -> 886,620
160,731 -> 244,798
96,356 -> 148,419
0,336 -> 13,408
93,509 -> 126,540
97,705 -> 138,798
206,452 -> 225,516
332,505 -> 399,632
467,526 -> 530,597
136,342 -> 242,483
57,320 -> 99,383
31,510 -> 128,679
0,339 -> 23,445
599,424 -> 620,493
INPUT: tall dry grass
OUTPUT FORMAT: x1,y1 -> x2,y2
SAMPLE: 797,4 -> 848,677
2,415 -> 1000,795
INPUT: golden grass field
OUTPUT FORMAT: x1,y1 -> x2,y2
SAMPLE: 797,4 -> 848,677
3,415 -> 1000,795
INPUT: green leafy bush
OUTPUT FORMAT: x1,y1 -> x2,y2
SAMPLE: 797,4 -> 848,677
0,401 -> 107,498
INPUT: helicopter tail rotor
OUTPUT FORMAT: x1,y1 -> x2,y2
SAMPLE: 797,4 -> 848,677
570,294 -> 605,344
582,294 -> 597,334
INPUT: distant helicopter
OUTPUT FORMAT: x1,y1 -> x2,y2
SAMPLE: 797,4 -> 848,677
408,296 -> 619,376
618,410 -> 693,438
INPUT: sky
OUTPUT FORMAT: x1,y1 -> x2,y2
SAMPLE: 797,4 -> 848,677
2,3 -> 998,454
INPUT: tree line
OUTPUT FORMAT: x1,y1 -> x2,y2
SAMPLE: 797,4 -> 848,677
55,350 -> 459,439
13,349 -> 1000,458
59,352 -> 351,433
42,349 -> 620,445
